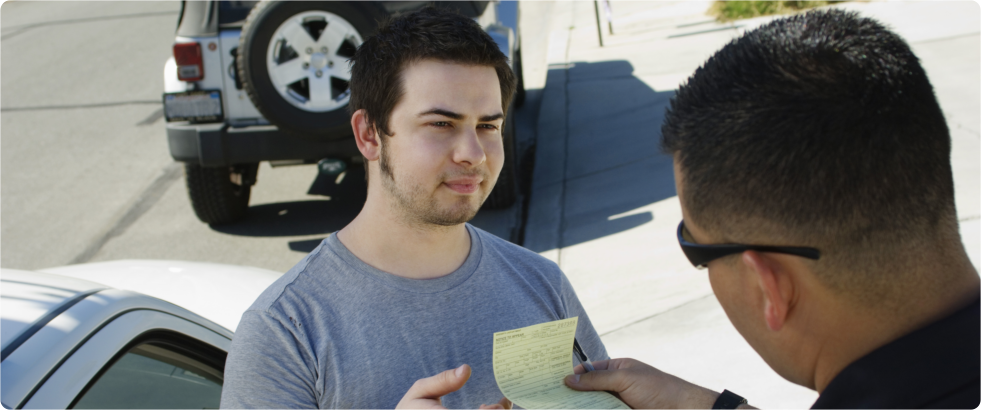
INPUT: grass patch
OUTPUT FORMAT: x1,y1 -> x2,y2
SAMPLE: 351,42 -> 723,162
709,1 -> 846,22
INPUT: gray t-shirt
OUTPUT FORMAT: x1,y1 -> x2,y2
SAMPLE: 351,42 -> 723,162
220,224 -> 608,409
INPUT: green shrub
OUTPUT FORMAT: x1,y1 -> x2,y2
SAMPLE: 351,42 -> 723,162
710,1 -> 846,22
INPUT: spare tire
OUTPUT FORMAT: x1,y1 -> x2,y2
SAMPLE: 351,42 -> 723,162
238,1 -> 384,139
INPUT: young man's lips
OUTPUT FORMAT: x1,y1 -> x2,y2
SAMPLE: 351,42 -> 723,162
443,177 -> 482,194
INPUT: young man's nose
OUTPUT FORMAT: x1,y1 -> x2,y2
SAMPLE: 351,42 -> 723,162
452,128 -> 487,167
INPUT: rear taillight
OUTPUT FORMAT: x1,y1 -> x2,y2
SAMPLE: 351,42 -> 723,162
173,42 -> 203,82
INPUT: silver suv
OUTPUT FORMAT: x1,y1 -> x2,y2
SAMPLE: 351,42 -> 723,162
163,1 -> 523,224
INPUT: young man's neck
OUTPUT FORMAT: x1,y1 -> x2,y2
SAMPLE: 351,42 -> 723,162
337,195 -> 473,280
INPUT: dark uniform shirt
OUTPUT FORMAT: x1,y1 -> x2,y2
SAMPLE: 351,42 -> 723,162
812,297 -> 980,409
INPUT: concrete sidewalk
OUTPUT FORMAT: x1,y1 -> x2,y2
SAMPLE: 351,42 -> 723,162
522,1 -> 980,408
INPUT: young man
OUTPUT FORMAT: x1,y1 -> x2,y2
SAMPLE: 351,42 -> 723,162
561,9 -> 980,409
220,7 -> 608,409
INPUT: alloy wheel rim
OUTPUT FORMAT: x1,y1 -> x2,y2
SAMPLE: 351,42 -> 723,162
265,11 -> 362,112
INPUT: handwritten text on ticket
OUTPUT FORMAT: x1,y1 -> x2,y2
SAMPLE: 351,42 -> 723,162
492,317 -> 629,409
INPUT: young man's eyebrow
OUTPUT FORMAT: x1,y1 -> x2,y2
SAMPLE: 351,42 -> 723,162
417,109 -> 504,122
479,113 -> 504,122
417,108 -> 463,120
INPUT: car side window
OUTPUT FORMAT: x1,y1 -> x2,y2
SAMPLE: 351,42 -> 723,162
71,335 -> 224,409
218,1 -> 260,26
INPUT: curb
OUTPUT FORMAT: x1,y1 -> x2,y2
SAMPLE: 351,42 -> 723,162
523,30 -> 572,263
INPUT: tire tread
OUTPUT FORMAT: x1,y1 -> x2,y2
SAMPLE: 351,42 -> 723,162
185,164 -> 252,225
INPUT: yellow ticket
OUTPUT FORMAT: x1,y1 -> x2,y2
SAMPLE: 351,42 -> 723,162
492,317 -> 629,409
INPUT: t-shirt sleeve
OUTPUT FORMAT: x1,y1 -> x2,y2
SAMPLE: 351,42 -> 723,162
220,310 -> 319,409
559,273 -> 611,362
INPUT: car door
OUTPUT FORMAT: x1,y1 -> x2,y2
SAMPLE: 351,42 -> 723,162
20,308 -> 231,409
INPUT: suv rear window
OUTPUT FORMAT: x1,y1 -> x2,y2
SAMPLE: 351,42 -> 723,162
219,1 -> 259,27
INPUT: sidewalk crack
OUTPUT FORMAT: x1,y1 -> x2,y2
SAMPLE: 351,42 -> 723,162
557,24 -> 574,267
600,293 -> 715,337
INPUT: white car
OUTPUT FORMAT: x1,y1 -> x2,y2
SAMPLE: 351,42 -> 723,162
1,260 -> 280,409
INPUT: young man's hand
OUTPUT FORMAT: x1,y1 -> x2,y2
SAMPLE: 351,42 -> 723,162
563,358 -> 723,409
395,364 -> 511,409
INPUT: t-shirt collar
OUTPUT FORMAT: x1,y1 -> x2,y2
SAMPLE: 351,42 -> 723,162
326,223 -> 483,294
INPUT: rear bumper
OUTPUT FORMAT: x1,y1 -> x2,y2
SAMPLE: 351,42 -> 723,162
166,122 -> 360,166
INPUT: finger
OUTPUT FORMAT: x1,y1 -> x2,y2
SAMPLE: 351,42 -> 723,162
564,369 -> 626,393
589,359 -> 612,371
478,405 -> 503,409
573,358 -> 633,376
406,364 -> 472,400
499,396 -> 512,409
594,357 -> 648,372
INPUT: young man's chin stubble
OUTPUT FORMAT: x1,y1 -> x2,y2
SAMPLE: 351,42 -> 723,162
379,144 -> 490,228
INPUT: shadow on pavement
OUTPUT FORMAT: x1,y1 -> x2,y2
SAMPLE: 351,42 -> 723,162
526,60 -> 678,252
211,167 -> 367,241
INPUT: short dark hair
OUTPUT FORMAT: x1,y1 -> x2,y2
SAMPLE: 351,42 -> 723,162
349,6 -> 517,137
662,10 -> 956,294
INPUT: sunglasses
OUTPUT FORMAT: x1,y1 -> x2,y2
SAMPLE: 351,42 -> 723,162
677,221 -> 821,269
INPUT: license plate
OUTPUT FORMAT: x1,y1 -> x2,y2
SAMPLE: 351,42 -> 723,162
163,90 -> 223,122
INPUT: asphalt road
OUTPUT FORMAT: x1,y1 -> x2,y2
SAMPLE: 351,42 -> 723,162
1,1 -> 552,273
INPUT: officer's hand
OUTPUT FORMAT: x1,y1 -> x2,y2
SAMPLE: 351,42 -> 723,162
564,358 -> 721,409
397,364 -> 472,409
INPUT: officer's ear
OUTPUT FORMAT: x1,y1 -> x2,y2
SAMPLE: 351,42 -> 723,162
742,250 -> 795,331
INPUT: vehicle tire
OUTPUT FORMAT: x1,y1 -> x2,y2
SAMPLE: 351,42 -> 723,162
513,48 -> 526,108
185,163 -> 258,225
483,110 -> 518,209
237,1 -> 384,139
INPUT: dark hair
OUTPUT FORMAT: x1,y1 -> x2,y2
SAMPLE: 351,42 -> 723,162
349,6 -> 517,137
661,10 -> 955,291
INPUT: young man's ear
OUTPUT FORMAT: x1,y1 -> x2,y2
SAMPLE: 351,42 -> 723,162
742,251 -> 795,332
352,109 -> 381,161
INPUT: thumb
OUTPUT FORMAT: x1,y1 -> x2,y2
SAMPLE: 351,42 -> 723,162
410,364 -> 472,400
564,371 -> 621,393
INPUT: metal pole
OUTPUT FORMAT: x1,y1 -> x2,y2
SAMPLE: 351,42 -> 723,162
594,0 -> 604,47
603,0 -> 614,35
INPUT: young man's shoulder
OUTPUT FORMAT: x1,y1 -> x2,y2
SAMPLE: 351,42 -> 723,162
469,224 -> 563,275
245,236 -> 343,315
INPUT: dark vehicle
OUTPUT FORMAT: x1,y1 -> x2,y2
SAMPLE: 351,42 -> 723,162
163,1 -> 524,224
